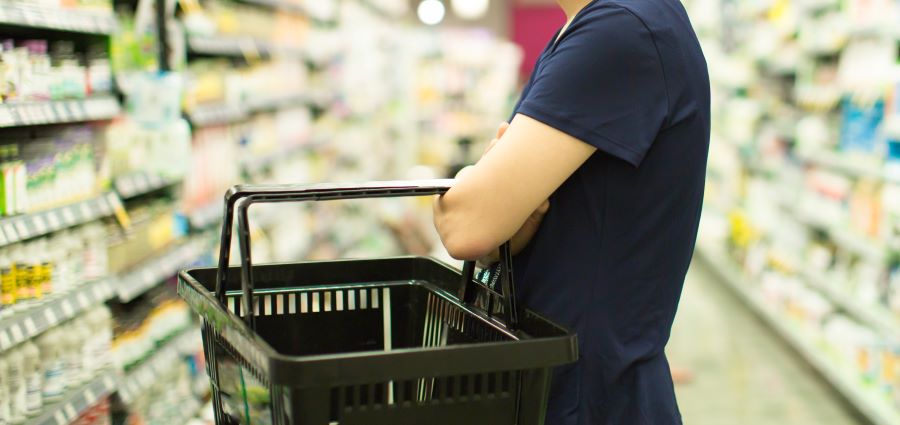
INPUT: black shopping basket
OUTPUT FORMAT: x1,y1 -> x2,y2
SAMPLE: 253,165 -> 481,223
177,180 -> 578,425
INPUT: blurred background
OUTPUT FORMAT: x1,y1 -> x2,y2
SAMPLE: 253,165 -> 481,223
0,0 -> 897,424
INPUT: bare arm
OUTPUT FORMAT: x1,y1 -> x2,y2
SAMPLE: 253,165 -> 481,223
433,113 -> 596,260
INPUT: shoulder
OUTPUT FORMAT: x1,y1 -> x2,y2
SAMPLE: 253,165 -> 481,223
560,2 -> 659,55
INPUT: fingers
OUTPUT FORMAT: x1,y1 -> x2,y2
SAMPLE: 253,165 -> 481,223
535,199 -> 550,215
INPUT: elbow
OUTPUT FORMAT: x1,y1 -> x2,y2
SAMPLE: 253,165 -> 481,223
442,233 -> 496,261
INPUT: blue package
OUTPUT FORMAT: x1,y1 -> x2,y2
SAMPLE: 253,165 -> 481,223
839,97 -> 885,154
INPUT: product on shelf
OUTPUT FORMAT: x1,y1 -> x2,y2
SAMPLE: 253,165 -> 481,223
0,39 -> 113,104
110,286 -> 192,370
0,223 -> 109,312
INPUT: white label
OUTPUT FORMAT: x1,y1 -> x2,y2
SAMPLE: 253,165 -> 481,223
44,308 -> 58,325
0,331 -> 10,348
14,220 -> 28,237
141,269 -> 155,285
23,317 -> 36,335
84,388 -> 96,404
63,403 -> 76,420
0,228 -> 8,245
61,300 -> 74,317
47,211 -> 61,229
77,292 -> 89,308
79,202 -> 92,218
9,324 -> 23,342
32,104 -> 47,123
32,215 -> 46,234
0,107 -> 14,126
62,207 -> 76,223
3,223 -> 17,240
54,410 -> 67,425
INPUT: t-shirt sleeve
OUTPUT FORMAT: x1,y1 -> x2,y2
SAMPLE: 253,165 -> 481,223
516,6 -> 669,167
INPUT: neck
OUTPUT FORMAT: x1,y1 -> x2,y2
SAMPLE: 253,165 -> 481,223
557,0 -> 592,20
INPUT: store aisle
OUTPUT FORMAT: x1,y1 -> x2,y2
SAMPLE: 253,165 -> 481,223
667,260 -> 863,425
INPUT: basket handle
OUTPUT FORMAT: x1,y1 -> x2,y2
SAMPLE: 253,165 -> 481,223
215,179 -> 521,330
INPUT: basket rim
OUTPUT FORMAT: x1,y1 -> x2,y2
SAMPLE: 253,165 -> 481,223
177,256 -> 579,386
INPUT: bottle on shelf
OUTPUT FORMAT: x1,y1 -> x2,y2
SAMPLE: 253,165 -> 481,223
21,340 -> 41,417
36,329 -> 65,402
61,323 -> 84,389
7,347 -> 26,424
0,356 -> 11,425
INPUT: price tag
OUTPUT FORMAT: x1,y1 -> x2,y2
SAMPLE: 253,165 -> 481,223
69,101 -> 85,119
29,104 -> 45,123
141,269 -> 155,286
44,308 -> 58,326
3,223 -> 17,241
32,215 -> 46,234
9,324 -> 23,342
84,388 -> 96,404
61,300 -> 74,317
63,404 -> 77,420
17,104 -> 32,124
42,104 -> 55,120
77,292 -> 89,308
22,8 -> 37,25
14,220 -> 28,238
0,106 -> 14,127
103,375 -> 115,390
23,317 -> 36,335
0,228 -> 8,245
52,102 -> 68,121
79,201 -> 92,218
0,331 -> 10,349
54,410 -> 66,425
47,211 -> 61,229
62,207 -> 76,224
6,8 -> 24,25
91,284 -> 103,299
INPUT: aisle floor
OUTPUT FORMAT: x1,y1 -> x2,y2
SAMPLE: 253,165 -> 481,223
666,261 -> 863,425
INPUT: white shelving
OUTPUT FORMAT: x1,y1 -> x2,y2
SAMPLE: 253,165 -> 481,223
697,241 -> 900,425
114,172 -> 182,200
25,370 -> 117,425
115,238 -> 210,303
0,3 -> 118,35
0,192 -> 124,248
187,93 -> 310,127
0,278 -> 113,352
0,97 -> 120,128
187,35 -> 306,60
117,327 -> 200,404
797,266 -> 899,337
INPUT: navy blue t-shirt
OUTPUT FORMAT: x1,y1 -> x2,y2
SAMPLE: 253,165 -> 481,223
509,1 -> 710,424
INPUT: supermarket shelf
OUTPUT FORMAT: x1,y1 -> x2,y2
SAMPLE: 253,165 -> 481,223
0,96 -> 120,128
779,198 -> 890,263
0,278 -> 114,352
115,238 -> 209,303
696,242 -> 900,425
187,35 -> 306,59
236,0 -> 308,15
114,172 -> 182,200
117,327 -> 200,404
26,370 -> 117,425
798,266 -> 900,337
797,149 -> 900,184
0,192 -> 122,248
242,140 -> 322,175
187,93 -> 310,127
0,3 -> 118,35
188,201 -> 221,230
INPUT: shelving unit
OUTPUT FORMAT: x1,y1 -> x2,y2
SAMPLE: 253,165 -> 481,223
797,266 -> 899,337
0,278 -> 113,352
0,192 -> 124,247
117,327 -> 199,404
115,238 -> 210,303
0,3 -> 118,34
186,93 -> 310,127
25,370 -> 118,425
186,35 -> 306,60
0,96 -> 121,128
697,241 -> 900,425
114,172 -> 182,200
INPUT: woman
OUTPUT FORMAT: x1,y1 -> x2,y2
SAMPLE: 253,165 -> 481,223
432,0 -> 710,424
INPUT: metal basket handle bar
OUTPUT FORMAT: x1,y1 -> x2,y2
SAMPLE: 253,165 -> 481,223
215,179 -> 521,330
